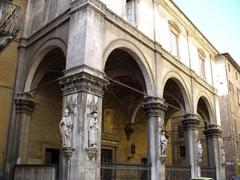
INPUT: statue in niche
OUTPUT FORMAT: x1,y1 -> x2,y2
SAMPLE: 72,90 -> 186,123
89,110 -> 98,148
196,139 -> 203,162
59,107 -> 73,148
87,96 -> 98,148
220,144 -> 226,164
160,130 -> 168,156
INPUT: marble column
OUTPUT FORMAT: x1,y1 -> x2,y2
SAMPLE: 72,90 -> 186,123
15,93 -> 35,164
144,96 -> 168,180
182,114 -> 200,178
205,124 -> 225,180
59,71 -> 108,180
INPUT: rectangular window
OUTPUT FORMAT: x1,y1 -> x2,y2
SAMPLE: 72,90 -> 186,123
179,146 -> 186,158
45,148 -> 59,164
126,0 -> 136,25
228,63 -> 231,72
229,80 -> 234,93
199,57 -> 205,79
178,125 -> 184,138
237,88 -> 240,105
170,31 -> 179,57
236,71 -> 238,80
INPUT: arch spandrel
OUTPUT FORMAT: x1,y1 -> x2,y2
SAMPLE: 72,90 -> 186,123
24,38 -> 67,92
103,39 -> 155,96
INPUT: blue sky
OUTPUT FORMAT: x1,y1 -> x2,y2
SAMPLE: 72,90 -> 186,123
173,0 -> 240,64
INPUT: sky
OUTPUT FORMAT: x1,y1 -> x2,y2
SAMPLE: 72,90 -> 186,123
173,0 -> 240,64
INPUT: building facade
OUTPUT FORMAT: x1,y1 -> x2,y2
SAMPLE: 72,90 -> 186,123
214,53 -> 240,179
0,0 -> 25,179
1,0 -> 227,180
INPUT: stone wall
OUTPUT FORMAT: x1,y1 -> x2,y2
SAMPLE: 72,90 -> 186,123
27,81 -> 62,164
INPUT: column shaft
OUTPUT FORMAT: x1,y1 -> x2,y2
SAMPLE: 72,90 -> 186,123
182,114 -> 200,178
205,124 -> 225,180
59,71 -> 108,180
144,96 -> 167,180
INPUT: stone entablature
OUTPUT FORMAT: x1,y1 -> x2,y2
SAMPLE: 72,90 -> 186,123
59,72 -> 109,97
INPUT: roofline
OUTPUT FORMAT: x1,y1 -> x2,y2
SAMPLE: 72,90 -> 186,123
220,53 -> 240,72
168,0 -> 220,54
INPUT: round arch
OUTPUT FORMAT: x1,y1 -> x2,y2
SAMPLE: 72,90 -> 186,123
195,91 -> 215,123
24,38 -> 67,92
103,39 -> 154,96
161,71 -> 192,113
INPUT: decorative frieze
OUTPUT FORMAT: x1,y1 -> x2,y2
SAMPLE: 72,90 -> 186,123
59,72 -> 109,97
15,93 -> 35,115
182,114 -> 200,130
143,96 -> 168,117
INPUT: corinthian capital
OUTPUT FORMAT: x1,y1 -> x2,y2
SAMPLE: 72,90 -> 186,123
15,93 -> 35,115
143,96 -> 168,117
59,72 -> 109,97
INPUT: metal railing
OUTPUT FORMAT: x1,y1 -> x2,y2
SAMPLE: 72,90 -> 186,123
101,161 -> 151,180
165,166 -> 216,180
14,164 -> 57,180
166,166 -> 191,180
0,0 -> 21,37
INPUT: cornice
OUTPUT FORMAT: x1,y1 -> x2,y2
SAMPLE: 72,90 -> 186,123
160,0 -> 219,56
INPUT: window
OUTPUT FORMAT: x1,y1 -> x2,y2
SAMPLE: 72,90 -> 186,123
235,71 -> 238,80
178,125 -> 184,138
126,0 -> 137,25
228,63 -> 231,72
45,148 -> 59,164
229,80 -> 234,93
179,146 -> 186,158
169,20 -> 181,57
237,88 -> 240,105
170,32 -> 179,57
198,48 -> 206,79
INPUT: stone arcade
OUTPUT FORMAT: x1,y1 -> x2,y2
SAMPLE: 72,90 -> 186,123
4,0 -> 225,180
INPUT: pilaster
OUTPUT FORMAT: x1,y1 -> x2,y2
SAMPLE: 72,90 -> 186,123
15,93 -> 35,164
59,71 -> 108,180
144,96 -> 167,180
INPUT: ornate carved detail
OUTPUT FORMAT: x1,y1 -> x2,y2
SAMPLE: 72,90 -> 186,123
196,139 -> 203,163
160,130 -> 168,158
143,96 -> 168,117
59,107 -> 73,149
182,114 -> 200,130
204,124 -> 222,138
15,93 -> 35,115
63,147 -> 75,160
59,72 -> 109,97
85,147 -> 99,160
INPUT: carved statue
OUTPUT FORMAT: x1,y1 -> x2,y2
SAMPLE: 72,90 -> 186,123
88,110 -> 98,148
220,144 -> 226,163
160,130 -> 168,156
59,107 -> 73,148
196,139 -> 203,162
